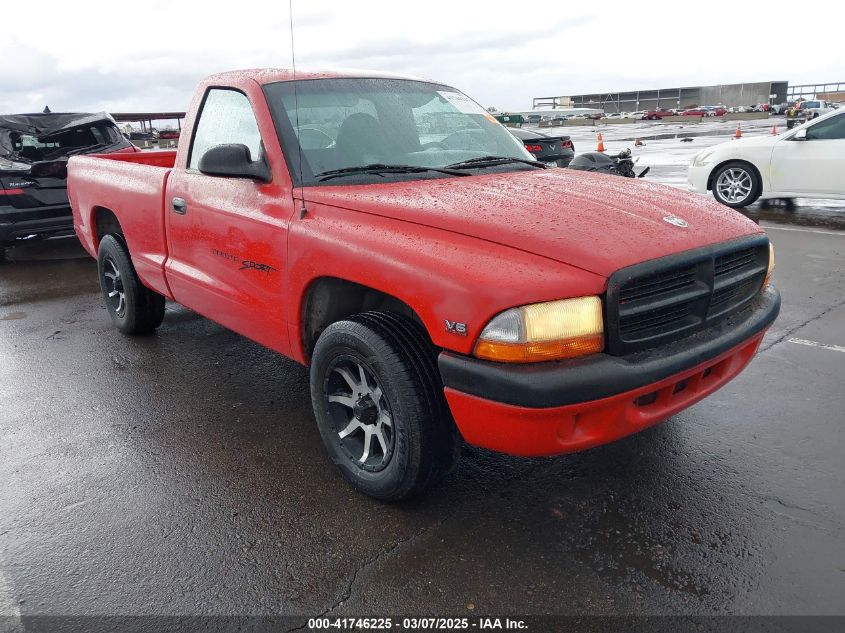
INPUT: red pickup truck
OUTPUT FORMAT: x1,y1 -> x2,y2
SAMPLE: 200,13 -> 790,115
68,69 -> 780,500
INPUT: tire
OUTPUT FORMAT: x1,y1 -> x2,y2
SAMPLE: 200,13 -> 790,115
711,161 -> 761,208
97,234 -> 165,335
310,312 -> 460,501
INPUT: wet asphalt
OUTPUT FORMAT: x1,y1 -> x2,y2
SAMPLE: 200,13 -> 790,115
1,145 -> 844,629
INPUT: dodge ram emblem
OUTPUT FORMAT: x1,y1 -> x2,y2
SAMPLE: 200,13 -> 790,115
663,215 -> 688,228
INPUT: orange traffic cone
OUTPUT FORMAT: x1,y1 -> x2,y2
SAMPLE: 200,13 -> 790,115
597,132 -> 606,152
771,125 -> 777,136
734,124 -> 742,139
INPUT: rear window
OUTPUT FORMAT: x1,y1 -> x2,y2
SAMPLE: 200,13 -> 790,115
11,124 -> 125,161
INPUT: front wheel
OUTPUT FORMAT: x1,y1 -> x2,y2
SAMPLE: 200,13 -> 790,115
310,312 -> 459,501
712,162 -> 761,208
97,234 -> 165,334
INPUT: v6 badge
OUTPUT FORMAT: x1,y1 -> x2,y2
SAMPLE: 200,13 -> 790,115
445,320 -> 467,336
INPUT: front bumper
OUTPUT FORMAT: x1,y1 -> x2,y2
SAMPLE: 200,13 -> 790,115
687,163 -> 711,194
439,287 -> 780,456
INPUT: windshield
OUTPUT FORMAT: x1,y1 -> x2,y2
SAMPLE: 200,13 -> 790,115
263,78 -> 534,185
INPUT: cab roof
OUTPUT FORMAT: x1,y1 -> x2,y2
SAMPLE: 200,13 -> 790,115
205,68 -> 433,86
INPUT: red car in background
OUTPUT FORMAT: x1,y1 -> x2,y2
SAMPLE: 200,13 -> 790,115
644,109 -> 676,120
681,107 -> 727,117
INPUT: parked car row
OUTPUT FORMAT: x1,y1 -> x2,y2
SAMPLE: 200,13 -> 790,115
526,103 -> 842,125
126,129 -> 181,141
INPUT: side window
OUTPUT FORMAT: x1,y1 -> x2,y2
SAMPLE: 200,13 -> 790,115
806,113 -> 845,140
189,89 -> 262,170
90,126 -> 107,145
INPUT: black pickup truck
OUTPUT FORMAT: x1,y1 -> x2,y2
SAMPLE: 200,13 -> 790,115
0,112 -> 136,260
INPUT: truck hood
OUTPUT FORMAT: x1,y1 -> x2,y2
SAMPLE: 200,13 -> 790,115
305,169 -> 763,277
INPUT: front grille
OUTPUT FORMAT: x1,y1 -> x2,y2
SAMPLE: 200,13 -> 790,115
619,265 -> 697,303
715,248 -> 757,276
606,236 -> 769,355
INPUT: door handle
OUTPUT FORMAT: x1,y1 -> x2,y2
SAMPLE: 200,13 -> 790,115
171,197 -> 187,215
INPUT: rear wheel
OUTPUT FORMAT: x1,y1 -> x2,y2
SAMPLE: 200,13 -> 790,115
310,312 -> 460,501
97,234 -> 165,335
712,162 -> 761,208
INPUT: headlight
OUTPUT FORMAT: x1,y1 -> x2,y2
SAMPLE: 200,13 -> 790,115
763,243 -> 775,287
692,149 -> 716,167
474,296 -> 604,363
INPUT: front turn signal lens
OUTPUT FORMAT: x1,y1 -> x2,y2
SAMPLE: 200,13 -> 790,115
763,242 -> 775,287
474,296 -> 604,363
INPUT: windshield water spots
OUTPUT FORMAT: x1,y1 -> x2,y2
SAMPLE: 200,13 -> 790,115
263,78 -> 534,185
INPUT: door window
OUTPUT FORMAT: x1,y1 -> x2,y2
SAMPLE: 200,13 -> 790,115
806,113 -> 845,140
189,89 -> 263,169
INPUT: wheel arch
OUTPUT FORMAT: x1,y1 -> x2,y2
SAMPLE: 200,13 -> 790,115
299,276 -> 431,362
91,206 -> 124,248
707,159 -> 763,193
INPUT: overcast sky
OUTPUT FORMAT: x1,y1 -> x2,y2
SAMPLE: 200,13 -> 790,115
2,0 -> 844,116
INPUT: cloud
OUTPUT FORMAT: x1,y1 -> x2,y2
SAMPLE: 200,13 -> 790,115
0,0 -> 843,115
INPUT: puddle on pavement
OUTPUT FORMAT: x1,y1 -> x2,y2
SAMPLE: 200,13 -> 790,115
617,131 -> 716,142
744,200 -> 845,232
0,311 -> 27,320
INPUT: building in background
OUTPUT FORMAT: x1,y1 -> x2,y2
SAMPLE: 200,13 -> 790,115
534,81 -> 790,113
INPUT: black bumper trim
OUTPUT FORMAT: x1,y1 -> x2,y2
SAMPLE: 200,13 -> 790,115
0,211 -> 74,244
438,286 -> 780,409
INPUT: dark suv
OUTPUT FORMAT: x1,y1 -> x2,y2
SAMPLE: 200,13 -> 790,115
1,112 -> 136,259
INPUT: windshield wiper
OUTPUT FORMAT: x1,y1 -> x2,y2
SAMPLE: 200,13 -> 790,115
445,156 -> 547,169
316,163 -> 470,181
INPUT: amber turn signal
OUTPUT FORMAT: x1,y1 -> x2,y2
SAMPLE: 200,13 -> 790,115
763,242 -> 775,288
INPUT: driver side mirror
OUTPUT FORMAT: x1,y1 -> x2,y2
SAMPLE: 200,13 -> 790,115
198,144 -> 271,182
792,128 -> 808,141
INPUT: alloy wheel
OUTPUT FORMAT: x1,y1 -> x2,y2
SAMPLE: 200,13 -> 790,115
324,356 -> 394,471
716,167 -> 753,204
102,258 -> 126,316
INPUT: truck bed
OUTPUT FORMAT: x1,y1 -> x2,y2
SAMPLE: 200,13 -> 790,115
94,149 -> 177,168
68,150 -> 177,297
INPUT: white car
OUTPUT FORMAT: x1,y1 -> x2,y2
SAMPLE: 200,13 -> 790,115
688,108 -> 845,207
